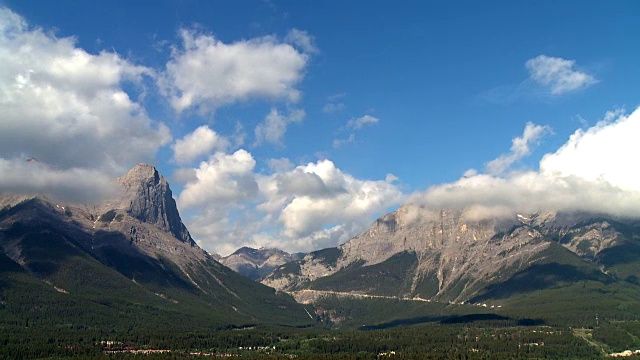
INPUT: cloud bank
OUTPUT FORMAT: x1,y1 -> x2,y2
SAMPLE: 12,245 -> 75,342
0,8 -> 170,202
415,107 -> 640,220
177,154 -> 404,255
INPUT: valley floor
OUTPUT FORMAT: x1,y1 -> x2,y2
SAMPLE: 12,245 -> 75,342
3,321 -> 640,359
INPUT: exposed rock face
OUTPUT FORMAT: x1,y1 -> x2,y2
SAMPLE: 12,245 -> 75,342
219,247 -> 304,280
262,203 -> 638,303
115,164 -> 194,245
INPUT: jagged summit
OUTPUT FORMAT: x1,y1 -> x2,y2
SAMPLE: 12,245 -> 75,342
116,163 -> 194,245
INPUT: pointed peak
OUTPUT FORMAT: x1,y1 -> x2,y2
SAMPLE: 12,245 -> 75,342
121,163 -> 161,182
117,164 -> 167,193
131,163 -> 157,172
114,164 -> 194,246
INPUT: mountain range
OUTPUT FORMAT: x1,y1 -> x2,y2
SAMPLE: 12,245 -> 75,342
0,164 -> 312,332
261,203 -> 640,324
2,163 -> 640,332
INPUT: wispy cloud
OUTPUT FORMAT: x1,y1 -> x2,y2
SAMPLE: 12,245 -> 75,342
480,55 -> 597,104
285,28 -> 318,54
486,122 -> 552,175
347,114 -> 380,130
323,102 -> 345,113
323,92 -> 346,113
333,115 -> 380,148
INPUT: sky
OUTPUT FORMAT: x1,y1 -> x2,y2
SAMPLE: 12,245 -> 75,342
1,1 -> 639,255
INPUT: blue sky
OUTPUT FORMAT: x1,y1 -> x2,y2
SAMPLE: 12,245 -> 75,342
1,1 -> 639,255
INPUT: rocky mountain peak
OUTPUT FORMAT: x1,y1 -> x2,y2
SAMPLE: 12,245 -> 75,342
120,163 -> 161,184
116,164 -> 194,245
220,246 -> 304,280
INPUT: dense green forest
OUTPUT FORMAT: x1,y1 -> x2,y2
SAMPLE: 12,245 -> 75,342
3,320 -> 639,359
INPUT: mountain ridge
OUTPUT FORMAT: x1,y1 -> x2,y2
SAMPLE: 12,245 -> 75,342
261,203 -> 640,306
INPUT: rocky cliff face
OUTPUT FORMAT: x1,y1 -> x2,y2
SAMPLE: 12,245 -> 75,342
262,203 -> 638,303
115,164 -> 194,245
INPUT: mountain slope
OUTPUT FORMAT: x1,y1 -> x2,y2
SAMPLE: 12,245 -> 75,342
262,204 -> 640,307
0,164 -> 312,331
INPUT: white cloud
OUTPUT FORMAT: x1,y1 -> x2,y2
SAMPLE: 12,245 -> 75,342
254,108 -> 305,146
0,7 -> 170,201
540,108 -> 639,192
347,114 -> 380,130
172,125 -> 229,164
526,55 -> 597,95
261,159 -> 404,239
486,122 -> 551,175
414,106 -> 640,220
178,152 -> 404,255
161,28 -> 309,113
285,28 -> 318,54
178,149 -> 258,209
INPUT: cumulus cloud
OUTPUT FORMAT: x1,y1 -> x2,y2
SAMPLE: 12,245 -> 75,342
254,108 -> 305,146
526,55 -> 597,95
172,125 -> 229,164
486,122 -> 551,175
414,107 -> 640,220
178,153 -> 404,255
334,114 -> 380,148
0,7 -> 170,201
540,109 -> 639,192
160,28 -> 309,113
178,150 -> 258,209
260,159 -> 404,242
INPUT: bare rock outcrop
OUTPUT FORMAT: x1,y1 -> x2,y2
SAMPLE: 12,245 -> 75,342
115,164 -> 194,246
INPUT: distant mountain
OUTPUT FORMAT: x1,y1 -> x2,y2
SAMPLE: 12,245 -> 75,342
219,247 -> 304,280
262,204 -> 640,307
0,164 -> 312,332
